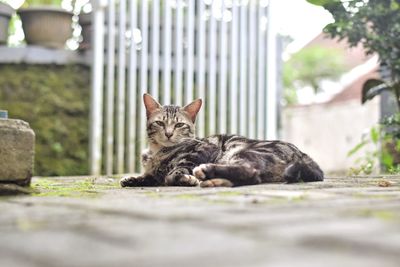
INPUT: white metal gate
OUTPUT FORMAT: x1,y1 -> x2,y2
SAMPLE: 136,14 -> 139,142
89,0 -> 279,175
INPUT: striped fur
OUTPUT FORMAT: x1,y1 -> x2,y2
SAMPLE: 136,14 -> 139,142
120,95 -> 324,187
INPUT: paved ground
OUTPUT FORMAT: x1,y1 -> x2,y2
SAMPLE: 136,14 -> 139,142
0,175 -> 400,267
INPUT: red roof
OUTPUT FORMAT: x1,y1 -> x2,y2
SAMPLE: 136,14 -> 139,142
303,33 -> 372,70
328,67 -> 379,104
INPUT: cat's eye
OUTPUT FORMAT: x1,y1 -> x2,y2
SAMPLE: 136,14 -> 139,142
175,123 -> 185,128
155,121 -> 164,126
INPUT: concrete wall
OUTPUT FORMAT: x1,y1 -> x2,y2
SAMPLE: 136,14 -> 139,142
281,99 -> 380,174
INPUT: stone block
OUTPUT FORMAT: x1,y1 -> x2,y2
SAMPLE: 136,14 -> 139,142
0,119 -> 35,186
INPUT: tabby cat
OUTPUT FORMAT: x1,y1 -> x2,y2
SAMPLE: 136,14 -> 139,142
120,94 -> 324,187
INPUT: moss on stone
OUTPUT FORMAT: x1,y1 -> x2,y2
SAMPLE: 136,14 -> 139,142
0,64 -> 90,176
357,209 -> 399,221
216,191 -> 243,197
175,193 -> 200,200
143,191 -> 162,198
32,178 -> 100,197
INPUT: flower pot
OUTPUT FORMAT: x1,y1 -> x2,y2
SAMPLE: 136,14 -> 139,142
0,2 -> 14,44
18,6 -> 73,49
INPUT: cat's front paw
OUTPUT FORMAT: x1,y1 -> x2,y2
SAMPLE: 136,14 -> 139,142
120,176 -> 144,187
193,164 -> 212,180
178,175 -> 200,186
165,168 -> 200,186
200,178 -> 233,188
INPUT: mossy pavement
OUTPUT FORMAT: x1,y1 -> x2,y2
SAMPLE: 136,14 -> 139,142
0,175 -> 399,267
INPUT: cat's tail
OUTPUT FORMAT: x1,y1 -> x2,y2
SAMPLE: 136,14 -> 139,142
284,156 -> 324,183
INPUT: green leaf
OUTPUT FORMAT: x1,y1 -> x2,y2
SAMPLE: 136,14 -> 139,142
347,140 -> 368,157
361,79 -> 390,104
382,151 -> 394,169
370,127 -> 380,144
306,0 -> 340,6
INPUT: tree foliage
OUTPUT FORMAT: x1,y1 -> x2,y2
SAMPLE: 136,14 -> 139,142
283,46 -> 346,104
308,0 -> 400,173
307,0 -> 400,109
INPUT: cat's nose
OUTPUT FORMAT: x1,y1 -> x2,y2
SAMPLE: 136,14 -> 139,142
165,132 -> 173,139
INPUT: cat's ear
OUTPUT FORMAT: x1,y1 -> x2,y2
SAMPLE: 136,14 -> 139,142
183,99 -> 202,123
143,93 -> 161,118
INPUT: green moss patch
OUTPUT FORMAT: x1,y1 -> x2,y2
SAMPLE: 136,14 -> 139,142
0,64 -> 90,176
357,209 -> 400,222
31,177 -> 119,198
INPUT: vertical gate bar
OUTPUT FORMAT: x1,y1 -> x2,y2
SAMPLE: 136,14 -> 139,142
116,0 -> 126,174
239,2 -> 248,136
248,0 -> 256,138
229,0 -> 238,134
89,0 -> 105,175
105,0 -> 115,175
139,0 -> 149,171
127,0 -> 138,173
256,1 -> 266,139
266,0 -> 277,140
218,0 -> 227,133
185,0 -> 195,104
196,0 -> 206,137
151,0 -> 160,99
208,1 -> 217,135
174,0 -> 184,106
162,0 -> 172,104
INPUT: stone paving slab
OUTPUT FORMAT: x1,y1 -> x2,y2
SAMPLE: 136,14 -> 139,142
0,119 -> 35,185
0,176 -> 399,267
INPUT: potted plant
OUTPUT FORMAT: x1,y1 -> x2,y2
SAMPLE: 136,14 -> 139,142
17,0 -> 73,49
0,1 -> 14,44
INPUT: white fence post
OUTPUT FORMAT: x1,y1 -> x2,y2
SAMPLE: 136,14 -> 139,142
105,0 -> 115,175
266,0 -> 278,140
218,0 -> 228,134
248,0 -> 257,139
139,0 -> 149,172
151,0 -> 160,100
174,0 -> 184,106
89,0 -> 105,175
196,0 -> 206,138
127,0 -> 138,173
239,2 -> 248,137
184,0 -> 195,104
229,1 -> 239,135
162,0 -> 172,105
116,0 -> 126,174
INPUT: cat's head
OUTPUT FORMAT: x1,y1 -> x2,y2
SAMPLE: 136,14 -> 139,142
143,94 -> 202,148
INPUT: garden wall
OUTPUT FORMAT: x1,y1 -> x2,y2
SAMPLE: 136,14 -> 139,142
0,64 -> 90,176
282,99 -> 380,174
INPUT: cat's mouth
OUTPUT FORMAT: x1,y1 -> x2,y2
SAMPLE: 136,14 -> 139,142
158,138 -> 177,147
155,135 -> 193,148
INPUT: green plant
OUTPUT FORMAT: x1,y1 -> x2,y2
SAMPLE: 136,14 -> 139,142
22,0 -> 63,7
20,0 -> 89,14
347,126 -> 380,175
348,118 -> 400,175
